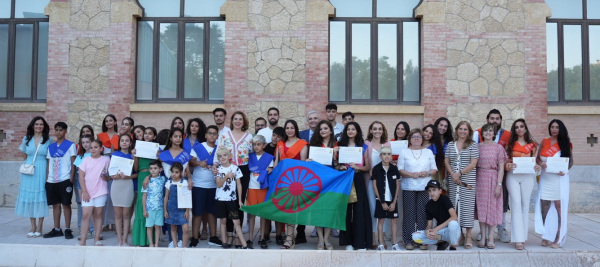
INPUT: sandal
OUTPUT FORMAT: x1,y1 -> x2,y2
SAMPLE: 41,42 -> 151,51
325,242 -> 333,250
541,239 -> 549,247
419,244 -> 428,250
477,240 -> 486,248
405,243 -> 414,250
317,242 -> 324,250
95,240 -> 104,246
515,242 -> 524,250
34,232 -> 42,238
27,232 -> 35,238
281,239 -> 294,249
200,231 -> 208,240
487,240 -> 495,249
550,242 -> 560,249
465,240 -> 472,249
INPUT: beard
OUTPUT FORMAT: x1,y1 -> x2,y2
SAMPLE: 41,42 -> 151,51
269,119 -> 278,126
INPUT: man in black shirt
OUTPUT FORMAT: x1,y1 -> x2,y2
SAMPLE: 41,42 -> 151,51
412,180 -> 461,250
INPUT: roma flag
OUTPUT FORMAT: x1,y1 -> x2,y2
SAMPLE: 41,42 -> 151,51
241,159 -> 354,230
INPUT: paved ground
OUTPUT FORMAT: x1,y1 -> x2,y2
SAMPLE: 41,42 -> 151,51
2,207 -> 600,251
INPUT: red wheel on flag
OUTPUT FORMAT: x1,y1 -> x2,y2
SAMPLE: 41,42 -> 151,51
273,166 -> 322,213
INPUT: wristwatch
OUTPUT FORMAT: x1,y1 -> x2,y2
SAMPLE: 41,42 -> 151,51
497,183 -> 502,186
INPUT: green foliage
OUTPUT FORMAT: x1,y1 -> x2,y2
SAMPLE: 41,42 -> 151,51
547,63 -> 600,100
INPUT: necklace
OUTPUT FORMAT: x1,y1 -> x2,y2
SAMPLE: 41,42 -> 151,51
411,149 -> 422,160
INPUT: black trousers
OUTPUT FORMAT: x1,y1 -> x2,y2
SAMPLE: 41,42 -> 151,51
226,165 -> 250,232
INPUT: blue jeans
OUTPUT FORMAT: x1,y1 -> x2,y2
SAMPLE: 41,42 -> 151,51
412,220 -> 461,246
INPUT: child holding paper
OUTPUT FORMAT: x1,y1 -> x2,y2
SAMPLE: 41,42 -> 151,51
163,162 -> 190,248
109,134 -> 137,246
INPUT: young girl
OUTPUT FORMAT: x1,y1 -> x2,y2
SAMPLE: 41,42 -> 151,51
163,162 -> 190,248
120,117 -> 134,136
132,127 -> 157,246
142,160 -> 166,247
308,120 -> 338,250
110,134 -> 137,246
171,117 -> 185,131
73,134 -> 94,240
132,125 -> 145,142
184,118 -> 207,154
78,140 -> 111,246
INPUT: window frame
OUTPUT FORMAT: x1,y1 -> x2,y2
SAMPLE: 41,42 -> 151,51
547,0 -> 600,105
135,0 -> 225,103
329,0 -> 421,104
0,0 -> 48,102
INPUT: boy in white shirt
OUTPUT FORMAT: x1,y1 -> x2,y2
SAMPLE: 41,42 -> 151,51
214,148 -> 250,249
44,122 -> 77,239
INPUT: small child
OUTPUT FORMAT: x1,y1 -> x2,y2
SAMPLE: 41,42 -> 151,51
163,162 -> 190,248
372,146 -> 400,250
73,134 -> 94,240
214,148 -> 250,249
247,135 -> 274,249
142,160 -> 166,247
412,180 -> 460,251
264,127 -> 284,157
45,122 -> 77,239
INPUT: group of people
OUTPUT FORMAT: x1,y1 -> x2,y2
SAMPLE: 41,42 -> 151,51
14,103 -> 573,251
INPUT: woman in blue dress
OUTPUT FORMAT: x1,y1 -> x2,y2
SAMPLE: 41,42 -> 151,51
15,116 -> 52,238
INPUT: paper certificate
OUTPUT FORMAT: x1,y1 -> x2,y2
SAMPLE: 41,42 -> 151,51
546,157 -> 569,174
177,183 -> 192,209
391,140 -> 408,155
309,146 -> 334,166
108,156 -> 134,176
512,157 -> 536,174
135,140 -> 159,159
338,147 -> 363,164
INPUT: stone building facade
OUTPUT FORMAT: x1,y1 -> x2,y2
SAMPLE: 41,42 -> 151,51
0,0 -> 598,211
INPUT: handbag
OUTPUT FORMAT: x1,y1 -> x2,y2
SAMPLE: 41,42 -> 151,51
19,139 -> 41,175
348,182 -> 357,203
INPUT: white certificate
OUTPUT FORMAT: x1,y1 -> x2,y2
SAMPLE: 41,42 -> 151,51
546,157 -> 569,174
512,157 -> 536,174
135,140 -> 160,159
108,156 -> 134,176
391,140 -> 408,155
308,146 -> 334,166
177,183 -> 192,209
339,147 -> 363,164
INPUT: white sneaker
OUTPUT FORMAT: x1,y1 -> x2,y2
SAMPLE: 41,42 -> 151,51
476,233 -> 482,241
168,241 -> 174,248
310,227 -> 317,237
357,248 -> 367,251
242,221 -> 249,234
271,222 -> 276,233
376,244 -> 385,251
391,243 -> 401,251
332,229 -> 339,237
345,245 -> 354,250
178,240 -> 183,248
499,228 -> 510,243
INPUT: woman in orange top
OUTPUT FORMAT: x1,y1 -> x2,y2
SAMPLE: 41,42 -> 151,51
535,119 -> 573,248
504,119 -> 541,250
275,119 -> 308,249
97,114 -> 119,155
307,120 -> 338,250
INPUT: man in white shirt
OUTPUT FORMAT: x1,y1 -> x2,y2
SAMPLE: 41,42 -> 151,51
299,110 -> 320,142
326,103 -> 344,140
213,108 -> 230,134
256,107 -> 280,144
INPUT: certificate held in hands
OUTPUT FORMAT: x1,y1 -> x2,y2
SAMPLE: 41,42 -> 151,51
339,147 -> 363,164
309,146 -> 334,165
108,156 -> 134,176
546,157 -> 569,174
391,140 -> 408,155
177,184 -> 192,209
512,157 -> 536,174
135,140 -> 160,159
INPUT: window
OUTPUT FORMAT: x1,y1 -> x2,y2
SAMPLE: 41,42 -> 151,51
0,0 -> 49,101
329,0 -> 420,104
546,0 -> 600,103
136,0 -> 226,102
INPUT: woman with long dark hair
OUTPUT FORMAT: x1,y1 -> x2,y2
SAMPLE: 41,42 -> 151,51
16,116 -> 52,237
98,114 -> 118,155
504,119 -> 540,250
184,118 -> 207,153
434,117 -> 453,193
535,119 -> 573,248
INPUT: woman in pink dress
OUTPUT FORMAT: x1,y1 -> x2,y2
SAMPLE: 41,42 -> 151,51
475,123 -> 507,249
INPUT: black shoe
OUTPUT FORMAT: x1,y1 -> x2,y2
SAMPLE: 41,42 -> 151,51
264,235 -> 271,243
235,244 -> 243,249
222,243 -> 231,249
241,246 -> 253,249
43,228 -> 64,238
437,241 -> 449,251
276,235 -> 283,246
64,229 -> 74,239
246,240 -> 253,249
295,234 -> 307,244
189,237 -> 199,247
258,239 -> 268,249
449,246 -> 457,250
208,236 -> 223,246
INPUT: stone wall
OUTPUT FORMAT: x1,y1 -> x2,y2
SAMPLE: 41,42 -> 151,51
417,0 -> 551,140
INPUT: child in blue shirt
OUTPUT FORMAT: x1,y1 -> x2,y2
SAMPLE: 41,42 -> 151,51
142,160 -> 166,247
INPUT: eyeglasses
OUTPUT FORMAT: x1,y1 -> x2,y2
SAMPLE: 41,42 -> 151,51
206,132 -> 218,136
411,136 -> 423,139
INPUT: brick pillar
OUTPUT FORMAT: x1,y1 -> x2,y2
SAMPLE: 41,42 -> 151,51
220,0 -> 334,132
416,0 -> 551,140
44,0 -> 142,141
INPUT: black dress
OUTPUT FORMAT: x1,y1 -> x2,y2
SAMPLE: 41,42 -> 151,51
339,171 -> 373,249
